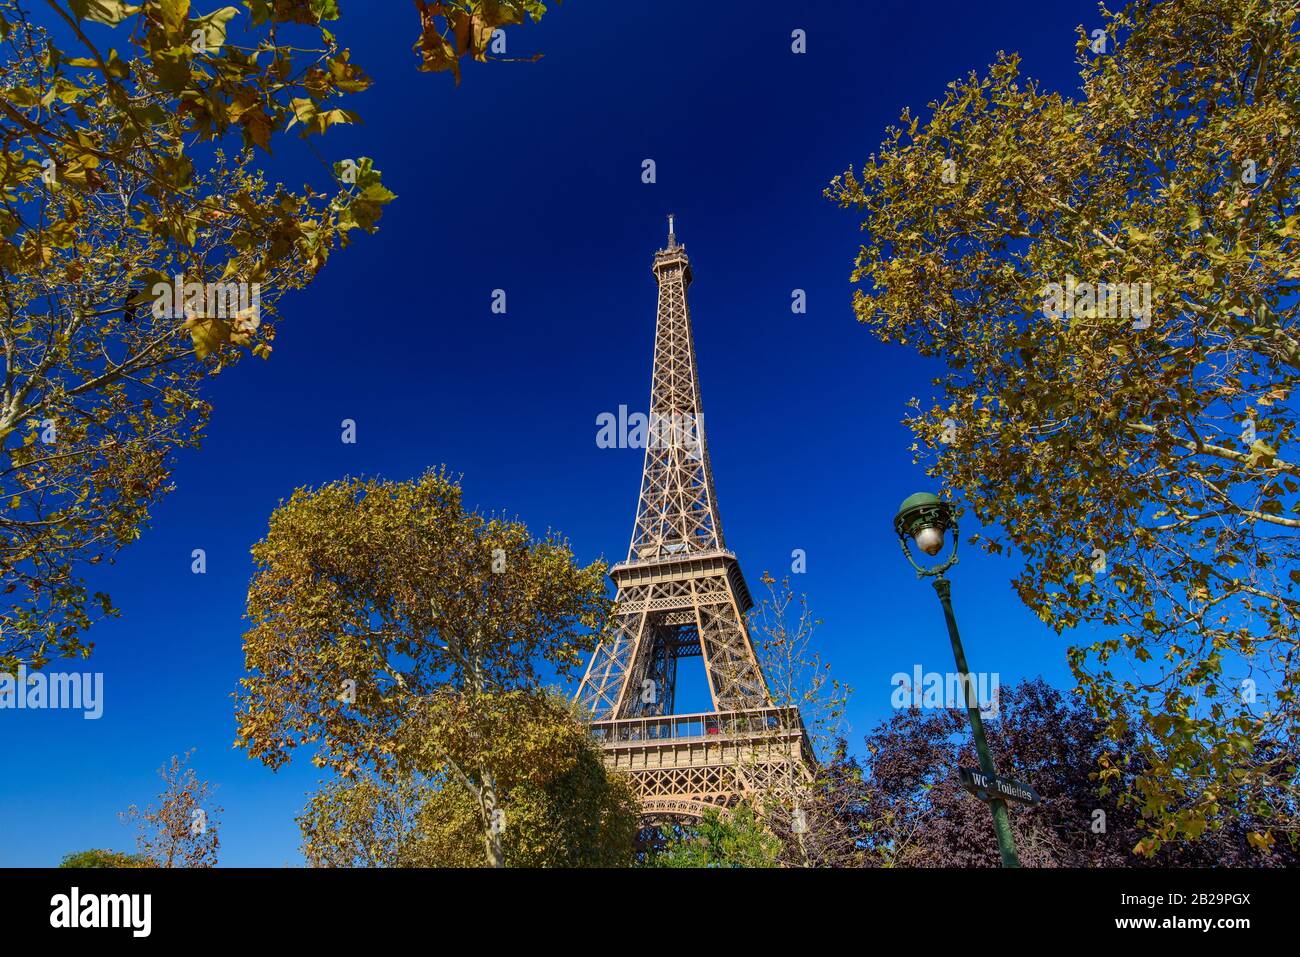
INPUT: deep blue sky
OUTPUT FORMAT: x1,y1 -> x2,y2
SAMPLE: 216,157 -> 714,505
2,0 -> 1107,866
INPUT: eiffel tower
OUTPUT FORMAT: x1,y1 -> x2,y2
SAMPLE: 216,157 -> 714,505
576,217 -> 812,822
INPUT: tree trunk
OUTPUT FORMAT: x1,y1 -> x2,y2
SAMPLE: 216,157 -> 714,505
468,645 -> 504,868
481,771 -> 504,868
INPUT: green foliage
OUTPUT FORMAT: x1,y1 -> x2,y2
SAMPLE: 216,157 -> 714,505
59,848 -> 151,868
235,467 -> 611,773
404,695 -> 640,868
0,0 -> 390,673
829,0 -> 1300,853
0,0 -> 558,675
413,1 -> 559,83
299,692 -> 640,867
299,772 -> 435,868
237,468 -> 613,864
646,803 -> 781,868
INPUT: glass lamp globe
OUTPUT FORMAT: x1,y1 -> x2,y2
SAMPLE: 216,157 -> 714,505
913,524 -> 945,556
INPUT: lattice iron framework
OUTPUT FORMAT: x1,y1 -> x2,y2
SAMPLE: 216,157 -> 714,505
576,219 -> 811,821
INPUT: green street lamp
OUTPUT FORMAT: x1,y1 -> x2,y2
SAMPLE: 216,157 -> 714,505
894,492 -> 1022,869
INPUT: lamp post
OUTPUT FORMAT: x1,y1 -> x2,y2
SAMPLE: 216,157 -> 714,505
893,492 -> 1022,869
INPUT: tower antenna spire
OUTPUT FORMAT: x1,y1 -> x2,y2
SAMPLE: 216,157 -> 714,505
667,212 -> 676,248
